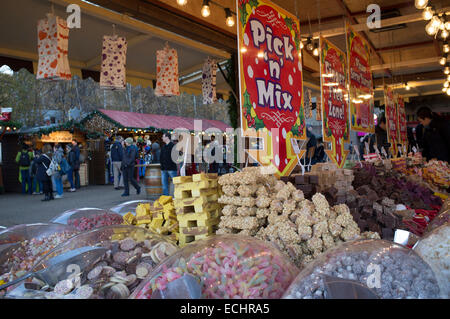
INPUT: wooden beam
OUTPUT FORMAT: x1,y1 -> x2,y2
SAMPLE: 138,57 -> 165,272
333,0 -> 391,77
48,0 -> 231,59
300,1 -> 413,26
373,70 -> 445,87
312,6 -> 450,39
374,78 -> 445,90
370,57 -> 440,71
85,34 -> 152,68
377,41 -> 434,52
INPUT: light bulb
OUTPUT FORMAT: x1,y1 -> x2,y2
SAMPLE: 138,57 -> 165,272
444,43 -> 450,53
176,0 -> 187,5
240,47 -> 247,53
425,21 -> 438,35
257,51 -> 264,58
313,44 -> 319,56
225,8 -> 235,27
226,16 -> 235,27
300,41 -> 304,49
447,88 -> 450,96
306,37 -> 313,51
443,87 -> 447,92
446,22 -> 450,30
431,15 -> 441,28
442,29 -> 449,39
444,81 -> 449,88
423,7 -> 434,20
440,55 -> 447,65
415,0 -> 428,10
445,66 -> 450,75
405,83 -> 411,91
447,74 -> 450,81
201,0 -> 210,17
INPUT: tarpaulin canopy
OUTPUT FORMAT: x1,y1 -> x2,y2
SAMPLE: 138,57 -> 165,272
96,109 -> 231,132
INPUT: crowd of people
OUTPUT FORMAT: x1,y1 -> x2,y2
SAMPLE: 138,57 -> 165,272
16,140 -> 81,201
357,107 -> 449,163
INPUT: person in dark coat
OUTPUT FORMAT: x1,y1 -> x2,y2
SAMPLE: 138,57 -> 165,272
121,138 -> 141,197
415,123 -> 425,150
35,144 -> 54,201
71,140 -> 81,189
375,114 -> 389,154
160,133 -> 178,196
312,137 -> 326,164
417,107 -> 450,162
111,136 -> 124,190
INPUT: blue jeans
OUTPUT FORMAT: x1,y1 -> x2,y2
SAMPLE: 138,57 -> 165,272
53,174 -> 63,196
20,169 -> 32,194
32,176 -> 43,193
66,168 -> 75,189
162,170 -> 177,196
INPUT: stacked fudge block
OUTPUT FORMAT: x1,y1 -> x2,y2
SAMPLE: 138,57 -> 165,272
173,173 -> 221,247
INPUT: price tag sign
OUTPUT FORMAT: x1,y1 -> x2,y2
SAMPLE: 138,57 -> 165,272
291,138 -> 305,175
353,145 -> 363,167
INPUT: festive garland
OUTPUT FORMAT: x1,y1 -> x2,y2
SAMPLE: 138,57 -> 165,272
0,120 -> 23,130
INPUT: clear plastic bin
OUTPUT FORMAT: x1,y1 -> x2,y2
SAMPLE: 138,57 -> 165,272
282,239 -> 441,299
5,225 -> 178,299
131,235 -> 299,299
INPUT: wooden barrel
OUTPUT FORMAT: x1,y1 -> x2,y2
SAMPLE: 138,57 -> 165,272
144,164 -> 162,197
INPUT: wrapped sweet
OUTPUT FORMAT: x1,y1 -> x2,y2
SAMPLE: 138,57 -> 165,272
131,235 -> 299,299
4,226 -> 178,299
0,223 -> 77,291
414,223 -> 450,299
50,208 -> 123,231
283,239 -> 441,299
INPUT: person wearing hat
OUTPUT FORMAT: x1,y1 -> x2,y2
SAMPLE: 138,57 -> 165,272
121,137 -> 141,197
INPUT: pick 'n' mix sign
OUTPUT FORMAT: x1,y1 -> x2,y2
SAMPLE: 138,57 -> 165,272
237,0 -> 306,177
320,37 -> 350,168
346,23 -> 375,134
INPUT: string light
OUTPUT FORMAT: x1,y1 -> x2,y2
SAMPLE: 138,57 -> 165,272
201,0 -> 211,18
423,7 -> 434,20
225,8 -> 235,27
176,0 -> 187,5
442,29 -> 449,39
445,64 -> 450,75
240,47 -> 247,53
444,81 -> 449,88
306,37 -> 313,51
257,51 -> 264,58
444,42 -> 450,53
300,41 -> 304,49
405,82 -> 411,91
447,88 -> 450,96
440,53 -> 448,65
313,43 -> 319,56
447,74 -> 450,81
415,0 -> 428,10
425,20 -> 439,36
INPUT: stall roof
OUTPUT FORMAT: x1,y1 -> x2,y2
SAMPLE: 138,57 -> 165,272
97,109 -> 231,132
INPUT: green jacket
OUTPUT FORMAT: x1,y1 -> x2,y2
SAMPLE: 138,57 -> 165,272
15,151 -> 34,170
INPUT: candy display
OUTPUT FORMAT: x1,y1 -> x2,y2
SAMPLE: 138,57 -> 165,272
283,239 -> 442,299
131,235 -> 299,299
422,160 -> 450,191
173,173 -> 221,247
110,200 -> 152,216
352,163 -> 442,210
0,223 -> 77,289
217,167 -> 378,268
414,223 -> 450,299
50,208 -> 123,232
121,196 -> 178,243
5,226 -> 178,299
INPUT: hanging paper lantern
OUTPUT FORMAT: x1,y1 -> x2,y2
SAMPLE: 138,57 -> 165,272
202,57 -> 217,105
316,100 -> 322,121
100,35 -> 127,90
37,14 -> 71,80
155,44 -> 180,97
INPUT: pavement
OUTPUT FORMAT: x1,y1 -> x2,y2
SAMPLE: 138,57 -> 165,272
0,183 -> 154,227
